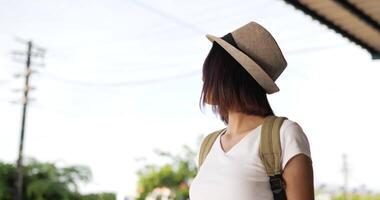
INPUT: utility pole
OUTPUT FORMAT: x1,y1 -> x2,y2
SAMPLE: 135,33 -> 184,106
342,154 -> 349,200
12,39 -> 45,200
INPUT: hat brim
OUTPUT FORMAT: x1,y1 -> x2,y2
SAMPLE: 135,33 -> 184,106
205,34 -> 279,94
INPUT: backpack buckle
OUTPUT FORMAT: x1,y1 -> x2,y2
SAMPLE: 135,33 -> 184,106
269,174 -> 285,194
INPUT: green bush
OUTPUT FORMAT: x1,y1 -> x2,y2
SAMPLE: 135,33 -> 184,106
332,193 -> 380,200
0,158 -> 116,200
80,192 -> 116,200
135,145 -> 197,200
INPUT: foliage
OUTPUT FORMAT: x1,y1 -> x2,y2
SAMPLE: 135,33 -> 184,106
135,145 -> 198,200
0,158 -> 115,200
79,192 -> 116,200
332,193 -> 380,200
0,162 -> 16,200
24,158 -> 92,200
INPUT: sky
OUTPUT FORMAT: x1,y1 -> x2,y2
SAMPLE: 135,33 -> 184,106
1,0 -> 380,199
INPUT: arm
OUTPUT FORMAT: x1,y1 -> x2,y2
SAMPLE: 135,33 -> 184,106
282,153 -> 314,200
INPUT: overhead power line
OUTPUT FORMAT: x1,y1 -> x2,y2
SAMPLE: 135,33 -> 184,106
286,42 -> 350,55
128,0 -> 206,34
34,41 -> 347,89
0,79 -> 12,85
39,69 -> 200,87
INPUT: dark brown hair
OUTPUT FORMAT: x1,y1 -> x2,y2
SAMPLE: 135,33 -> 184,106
199,33 -> 274,125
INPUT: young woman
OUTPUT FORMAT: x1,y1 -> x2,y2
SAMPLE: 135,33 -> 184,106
189,22 -> 314,200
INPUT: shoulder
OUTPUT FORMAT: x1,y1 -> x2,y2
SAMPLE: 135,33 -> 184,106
199,127 -> 226,149
199,127 -> 226,150
279,118 -> 308,141
197,127 -> 226,168
201,127 -> 226,143
280,118 -> 302,132
279,118 -> 312,169
209,127 -> 226,138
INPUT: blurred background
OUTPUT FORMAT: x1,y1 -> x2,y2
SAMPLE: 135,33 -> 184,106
0,0 -> 379,199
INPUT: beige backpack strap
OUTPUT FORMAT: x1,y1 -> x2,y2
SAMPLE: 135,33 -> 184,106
259,115 -> 288,200
259,115 -> 288,176
198,128 -> 227,168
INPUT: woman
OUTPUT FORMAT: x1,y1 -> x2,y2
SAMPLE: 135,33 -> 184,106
189,22 -> 314,200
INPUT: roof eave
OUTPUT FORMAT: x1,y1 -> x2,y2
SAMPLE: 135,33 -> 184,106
283,0 -> 380,60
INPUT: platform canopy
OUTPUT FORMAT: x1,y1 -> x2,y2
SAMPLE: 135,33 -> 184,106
283,0 -> 380,59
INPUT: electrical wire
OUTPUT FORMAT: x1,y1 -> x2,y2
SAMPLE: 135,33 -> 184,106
35,41 -> 348,88
128,0 -> 206,35
0,79 -> 12,85
286,42 -> 350,55
39,69 -> 200,87
124,0 -> 335,48
1,0 -> 356,90
30,103 -> 80,118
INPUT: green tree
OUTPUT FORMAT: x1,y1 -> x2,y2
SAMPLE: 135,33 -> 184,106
332,193 -> 380,200
0,162 -> 16,200
0,157 -> 116,200
23,158 -> 91,200
135,145 -> 198,200
79,192 -> 116,200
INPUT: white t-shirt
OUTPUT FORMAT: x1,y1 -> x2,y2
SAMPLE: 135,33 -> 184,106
189,119 -> 312,200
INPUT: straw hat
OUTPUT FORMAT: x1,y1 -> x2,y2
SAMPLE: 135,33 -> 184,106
206,21 -> 287,94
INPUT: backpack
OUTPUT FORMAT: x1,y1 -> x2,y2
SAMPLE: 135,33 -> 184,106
197,115 -> 287,200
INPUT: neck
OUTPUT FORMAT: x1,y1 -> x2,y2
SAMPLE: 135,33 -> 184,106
226,111 -> 266,136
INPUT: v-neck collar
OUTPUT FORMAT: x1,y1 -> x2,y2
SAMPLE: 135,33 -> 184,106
218,124 -> 262,155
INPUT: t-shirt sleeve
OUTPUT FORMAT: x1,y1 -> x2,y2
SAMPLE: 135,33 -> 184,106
280,120 -> 312,170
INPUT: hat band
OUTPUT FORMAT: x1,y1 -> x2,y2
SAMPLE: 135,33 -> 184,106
221,33 -> 260,69
221,33 -> 240,50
